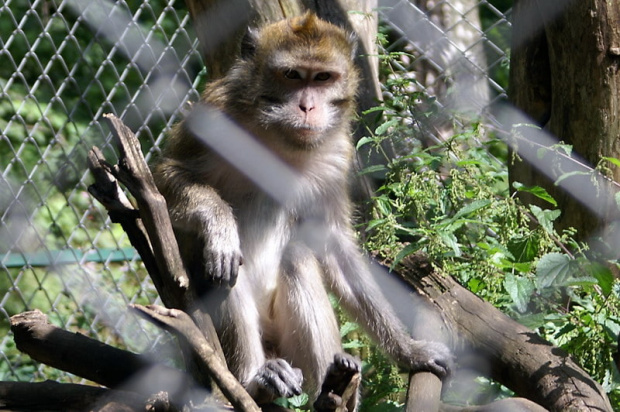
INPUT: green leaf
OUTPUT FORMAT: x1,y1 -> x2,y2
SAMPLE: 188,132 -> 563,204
602,156 -> 620,168
536,253 -> 572,288
375,118 -> 400,136
512,182 -> 557,207
356,136 -> 375,150
439,231 -> 461,257
453,199 -> 492,220
340,321 -> 359,336
288,393 -> 309,408
583,261 -> 614,295
516,312 -> 547,329
507,235 -> 539,263
562,276 -> 598,287
552,143 -> 573,157
504,273 -> 534,313
359,164 -> 387,176
530,205 -> 560,234
554,170 -> 590,186
554,322 -> 577,338
361,106 -> 386,115
392,243 -> 419,268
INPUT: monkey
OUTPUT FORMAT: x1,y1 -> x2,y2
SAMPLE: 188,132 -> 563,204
153,12 -> 451,408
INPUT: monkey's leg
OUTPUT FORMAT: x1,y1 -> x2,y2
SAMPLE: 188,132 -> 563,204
273,243 -> 344,400
323,230 -> 452,378
209,275 -> 303,404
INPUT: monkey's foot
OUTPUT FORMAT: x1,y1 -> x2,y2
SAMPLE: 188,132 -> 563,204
408,340 -> 453,378
314,353 -> 361,411
247,358 -> 303,402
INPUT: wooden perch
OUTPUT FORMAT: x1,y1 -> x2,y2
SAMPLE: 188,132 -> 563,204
395,252 -> 612,412
9,310 -> 191,394
132,304 -> 260,412
91,114 -> 226,368
94,114 -> 190,305
0,381 -> 149,412
87,114 -> 253,407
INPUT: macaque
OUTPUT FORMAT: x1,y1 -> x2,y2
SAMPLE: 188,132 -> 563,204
154,12 -> 451,408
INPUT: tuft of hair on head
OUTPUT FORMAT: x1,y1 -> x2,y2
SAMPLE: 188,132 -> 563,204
289,10 -> 318,34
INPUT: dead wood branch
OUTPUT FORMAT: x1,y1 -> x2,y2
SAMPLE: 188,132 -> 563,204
9,310 -> 192,394
86,113 -> 259,409
132,304 -> 260,412
395,252 -> 612,412
0,381 -> 145,412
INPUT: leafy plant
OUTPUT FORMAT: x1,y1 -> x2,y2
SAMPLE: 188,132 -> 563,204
354,48 -> 620,408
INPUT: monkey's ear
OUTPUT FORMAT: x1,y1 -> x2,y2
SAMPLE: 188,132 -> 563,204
240,28 -> 259,59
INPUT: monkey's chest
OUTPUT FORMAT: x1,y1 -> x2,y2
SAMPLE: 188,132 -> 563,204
237,212 -> 289,299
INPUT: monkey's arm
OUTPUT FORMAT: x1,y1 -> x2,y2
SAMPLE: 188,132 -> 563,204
154,164 -> 242,288
323,229 -> 452,378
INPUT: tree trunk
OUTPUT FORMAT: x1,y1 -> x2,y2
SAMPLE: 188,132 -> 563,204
509,0 -> 620,241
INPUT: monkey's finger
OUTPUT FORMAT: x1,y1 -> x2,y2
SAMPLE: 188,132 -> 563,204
205,255 -> 225,285
426,356 -> 452,379
265,359 -> 303,396
227,255 -> 240,287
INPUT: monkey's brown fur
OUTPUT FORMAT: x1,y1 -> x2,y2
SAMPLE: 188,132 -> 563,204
154,12 -> 450,408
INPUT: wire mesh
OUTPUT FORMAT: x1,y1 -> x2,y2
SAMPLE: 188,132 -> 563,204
0,0 -> 511,383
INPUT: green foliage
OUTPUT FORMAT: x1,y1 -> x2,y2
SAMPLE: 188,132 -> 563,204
357,50 -> 620,408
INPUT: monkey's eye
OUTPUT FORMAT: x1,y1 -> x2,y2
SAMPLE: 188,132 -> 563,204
314,72 -> 331,81
283,69 -> 302,80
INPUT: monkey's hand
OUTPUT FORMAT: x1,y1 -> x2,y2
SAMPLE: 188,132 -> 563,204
246,358 -> 304,402
406,340 -> 453,378
200,221 -> 243,288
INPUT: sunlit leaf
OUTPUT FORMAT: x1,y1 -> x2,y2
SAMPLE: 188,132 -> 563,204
602,156 -> 620,168
375,118 -> 400,136
453,199 -> 492,219
530,205 -> 560,234
536,253 -> 572,288
504,273 -> 534,313
356,136 -> 375,149
512,182 -> 557,207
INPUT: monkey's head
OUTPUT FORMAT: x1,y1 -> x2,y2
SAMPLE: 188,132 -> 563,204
237,12 -> 360,148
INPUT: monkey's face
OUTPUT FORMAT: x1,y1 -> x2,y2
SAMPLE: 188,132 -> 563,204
243,13 -> 360,148
257,63 -> 354,145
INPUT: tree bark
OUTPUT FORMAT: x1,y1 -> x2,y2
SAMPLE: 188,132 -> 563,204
132,304 -> 260,412
395,252 -> 612,412
509,0 -> 620,241
0,381 -> 150,412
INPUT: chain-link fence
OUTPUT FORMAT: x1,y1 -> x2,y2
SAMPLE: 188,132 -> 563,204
0,0 -> 511,383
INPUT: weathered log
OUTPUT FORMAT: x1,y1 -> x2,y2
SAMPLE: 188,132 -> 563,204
0,381 -> 145,412
396,252 -> 612,412
91,114 -> 227,389
9,310 -> 191,395
132,304 -> 260,412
